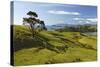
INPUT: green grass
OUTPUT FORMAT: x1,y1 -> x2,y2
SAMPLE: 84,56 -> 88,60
78,36 -> 97,50
13,25 -> 97,66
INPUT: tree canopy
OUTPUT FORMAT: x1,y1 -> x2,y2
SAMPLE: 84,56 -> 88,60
23,11 -> 47,37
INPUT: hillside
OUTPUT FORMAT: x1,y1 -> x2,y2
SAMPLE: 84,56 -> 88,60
13,25 -> 97,66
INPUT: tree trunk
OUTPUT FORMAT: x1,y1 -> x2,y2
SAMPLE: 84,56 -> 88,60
30,23 -> 35,38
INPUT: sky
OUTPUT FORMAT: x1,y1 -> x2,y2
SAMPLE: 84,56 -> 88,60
12,1 -> 97,25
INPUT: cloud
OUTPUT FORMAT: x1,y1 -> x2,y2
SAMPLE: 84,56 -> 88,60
85,21 -> 90,24
48,10 -> 80,15
73,18 -> 80,20
73,18 -> 97,22
73,18 -> 97,24
87,18 -> 97,22
77,20 -> 91,24
73,18 -> 84,20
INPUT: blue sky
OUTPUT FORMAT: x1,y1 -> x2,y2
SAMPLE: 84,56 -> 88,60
13,1 -> 97,25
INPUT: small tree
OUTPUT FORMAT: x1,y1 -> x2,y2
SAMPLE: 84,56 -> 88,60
23,11 -> 38,37
23,11 -> 47,38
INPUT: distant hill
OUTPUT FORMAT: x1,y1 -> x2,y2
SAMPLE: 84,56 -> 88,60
46,23 -> 97,31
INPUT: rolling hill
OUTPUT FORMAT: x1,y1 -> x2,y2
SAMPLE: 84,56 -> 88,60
12,25 -> 97,66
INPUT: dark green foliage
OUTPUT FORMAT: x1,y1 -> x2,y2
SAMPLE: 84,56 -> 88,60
27,11 -> 38,17
39,21 -> 47,31
23,11 -> 47,38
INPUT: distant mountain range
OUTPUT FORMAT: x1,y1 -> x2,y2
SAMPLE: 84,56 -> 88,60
46,23 -> 97,30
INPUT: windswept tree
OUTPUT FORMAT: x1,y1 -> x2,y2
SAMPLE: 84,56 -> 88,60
23,11 -> 38,37
23,11 -> 47,38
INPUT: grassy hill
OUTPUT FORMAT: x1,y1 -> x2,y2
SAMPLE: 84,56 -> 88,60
13,25 -> 97,66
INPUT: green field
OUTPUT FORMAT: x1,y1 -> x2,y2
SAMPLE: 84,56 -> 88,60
13,25 -> 97,66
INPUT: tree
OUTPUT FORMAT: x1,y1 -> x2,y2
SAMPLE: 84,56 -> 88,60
23,11 -> 38,37
27,11 -> 38,17
23,11 -> 47,38
39,21 -> 47,30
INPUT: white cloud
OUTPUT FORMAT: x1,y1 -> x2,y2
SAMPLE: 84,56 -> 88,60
73,18 -> 81,20
87,18 -> 97,22
78,20 -> 91,24
48,10 -> 80,15
73,18 -> 97,22
73,18 -> 85,20
86,21 -> 90,24
73,18 -> 97,24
